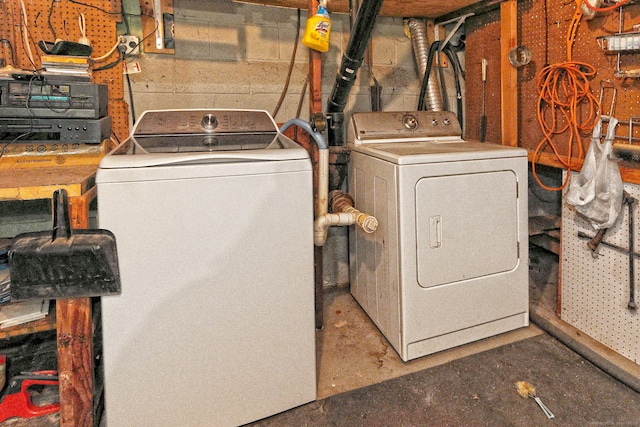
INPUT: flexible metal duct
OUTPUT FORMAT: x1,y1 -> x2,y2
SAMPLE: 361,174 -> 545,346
407,18 -> 443,112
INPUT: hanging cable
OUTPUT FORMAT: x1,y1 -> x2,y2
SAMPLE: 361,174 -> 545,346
532,61 -> 600,191
19,0 -> 36,69
417,42 -> 440,111
125,70 -> 136,125
273,9 -> 302,119
296,76 -> 309,119
531,0 -> 602,191
0,39 -> 16,67
436,49 -> 450,112
78,13 -> 90,46
417,40 -> 465,127
47,0 -> 57,40
91,37 -> 123,62
443,45 -> 464,128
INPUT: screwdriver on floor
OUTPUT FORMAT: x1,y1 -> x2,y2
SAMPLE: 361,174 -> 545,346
480,58 -> 487,142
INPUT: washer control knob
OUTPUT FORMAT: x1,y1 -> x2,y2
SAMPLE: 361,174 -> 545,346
443,118 -> 451,125
402,114 -> 418,130
201,113 -> 218,130
431,119 -> 438,126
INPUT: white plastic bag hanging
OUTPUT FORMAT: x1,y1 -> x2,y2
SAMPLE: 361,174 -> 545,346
566,116 -> 623,230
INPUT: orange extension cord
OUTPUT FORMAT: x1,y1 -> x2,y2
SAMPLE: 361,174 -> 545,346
531,0 -> 603,191
532,62 -> 601,190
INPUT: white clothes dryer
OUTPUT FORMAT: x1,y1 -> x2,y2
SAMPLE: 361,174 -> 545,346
348,111 -> 529,362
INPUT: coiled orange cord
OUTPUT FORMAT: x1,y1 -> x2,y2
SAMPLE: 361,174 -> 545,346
532,61 -> 601,190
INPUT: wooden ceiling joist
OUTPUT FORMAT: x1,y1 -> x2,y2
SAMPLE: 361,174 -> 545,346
233,0 -> 489,19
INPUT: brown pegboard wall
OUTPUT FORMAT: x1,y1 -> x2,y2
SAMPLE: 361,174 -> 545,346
0,0 -> 129,145
466,1 -> 640,167
108,98 -> 130,145
465,8 -> 502,145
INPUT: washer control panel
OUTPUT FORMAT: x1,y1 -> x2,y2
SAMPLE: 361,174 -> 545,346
133,109 -> 278,136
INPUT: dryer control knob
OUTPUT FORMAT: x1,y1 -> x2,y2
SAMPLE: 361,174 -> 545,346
402,114 -> 419,130
430,119 -> 438,126
443,118 -> 451,125
201,113 -> 218,130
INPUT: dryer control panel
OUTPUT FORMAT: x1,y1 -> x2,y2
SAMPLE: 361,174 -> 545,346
349,111 -> 462,143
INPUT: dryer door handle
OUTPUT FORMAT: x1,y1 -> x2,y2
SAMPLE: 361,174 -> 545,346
429,215 -> 442,248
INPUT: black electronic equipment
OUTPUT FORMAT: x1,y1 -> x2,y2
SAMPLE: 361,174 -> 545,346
0,77 -> 108,119
0,116 -> 111,145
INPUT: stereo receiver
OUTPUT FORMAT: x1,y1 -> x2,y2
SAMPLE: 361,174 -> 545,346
0,77 -> 108,119
0,116 -> 111,144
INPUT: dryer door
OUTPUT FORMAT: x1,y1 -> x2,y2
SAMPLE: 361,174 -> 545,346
415,170 -> 519,288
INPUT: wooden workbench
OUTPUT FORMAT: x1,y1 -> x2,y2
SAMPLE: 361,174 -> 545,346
0,165 -> 98,426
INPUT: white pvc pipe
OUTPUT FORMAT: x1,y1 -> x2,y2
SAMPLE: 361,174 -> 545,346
279,119 -> 378,246
313,208 -> 378,246
314,212 -> 356,246
313,150 -> 379,245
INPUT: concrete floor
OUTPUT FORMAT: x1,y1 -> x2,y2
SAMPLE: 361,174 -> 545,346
315,286 -> 543,400
247,245 -> 640,426
6,245 -> 640,426
314,243 -> 550,401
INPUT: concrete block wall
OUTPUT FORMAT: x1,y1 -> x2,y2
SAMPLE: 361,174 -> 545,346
129,0 -> 421,124
127,0 -> 424,287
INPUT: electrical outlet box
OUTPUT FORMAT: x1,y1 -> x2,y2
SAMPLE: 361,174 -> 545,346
119,35 -> 140,56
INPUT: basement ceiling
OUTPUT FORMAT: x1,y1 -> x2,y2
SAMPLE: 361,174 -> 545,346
234,0 -> 489,18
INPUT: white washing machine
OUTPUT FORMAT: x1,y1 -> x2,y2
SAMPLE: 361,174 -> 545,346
96,109 -> 316,426
348,111 -> 529,362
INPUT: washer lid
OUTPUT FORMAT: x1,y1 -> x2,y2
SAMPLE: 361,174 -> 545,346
350,140 -> 527,165
99,109 -> 310,168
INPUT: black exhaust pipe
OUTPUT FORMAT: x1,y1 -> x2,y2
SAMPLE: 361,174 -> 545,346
326,0 -> 384,146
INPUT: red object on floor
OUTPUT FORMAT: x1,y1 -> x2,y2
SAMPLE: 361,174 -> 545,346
0,370 -> 59,422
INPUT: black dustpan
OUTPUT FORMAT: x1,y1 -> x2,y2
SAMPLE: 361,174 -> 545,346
8,189 -> 120,300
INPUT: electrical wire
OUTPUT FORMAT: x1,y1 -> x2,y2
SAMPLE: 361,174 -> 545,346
47,0 -> 57,40
93,50 -> 123,71
125,70 -> 136,124
417,41 -> 465,127
437,51 -> 450,112
19,0 -> 36,69
443,46 -> 465,127
417,42 -> 440,111
532,61 -> 600,190
92,37 -> 124,62
0,132 -> 35,160
0,39 -> 15,67
531,0 -> 604,191
121,3 -> 131,35
272,9 -> 302,119
110,131 -> 122,146
296,76 -> 309,119
91,17 -> 156,67
78,13 -> 89,46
